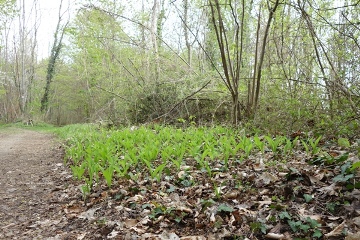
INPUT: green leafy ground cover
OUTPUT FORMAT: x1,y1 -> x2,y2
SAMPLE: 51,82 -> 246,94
56,124 -> 360,239
0,121 -> 56,132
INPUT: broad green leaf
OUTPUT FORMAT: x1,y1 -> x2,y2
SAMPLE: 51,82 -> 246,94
218,204 -> 234,212
338,138 -> 350,148
333,173 -> 354,183
351,161 -> 360,170
279,211 -> 291,220
288,220 -> 300,232
166,185 -> 176,193
306,217 -> 321,228
304,194 -> 313,203
335,153 -> 349,163
299,224 -> 310,231
312,229 -> 323,238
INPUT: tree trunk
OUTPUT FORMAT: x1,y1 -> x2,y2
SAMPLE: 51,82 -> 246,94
253,0 -> 280,111
40,0 -> 68,113
183,0 -> 191,66
150,0 -> 160,82
208,0 -> 245,125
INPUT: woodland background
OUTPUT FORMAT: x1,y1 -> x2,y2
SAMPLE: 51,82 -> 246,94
0,0 -> 359,136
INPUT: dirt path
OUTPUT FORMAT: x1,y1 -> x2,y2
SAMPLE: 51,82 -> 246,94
0,128 -> 68,239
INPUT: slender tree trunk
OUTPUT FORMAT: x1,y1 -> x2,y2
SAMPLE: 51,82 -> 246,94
15,0 -> 38,117
183,0 -> 191,66
140,0 -> 151,83
141,0 -> 146,49
209,0 -> 244,125
249,4 -> 261,118
150,0 -> 160,82
253,0 -> 280,110
299,4 -> 358,117
40,0 -> 68,113
2,13 -> 14,121
19,0 -> 26,114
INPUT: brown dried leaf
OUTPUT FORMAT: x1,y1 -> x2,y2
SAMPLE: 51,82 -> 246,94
258,172 -> 278,185
64,204 -> 84,214
124,219 -> 138,228
78,207 -> 100,220
176,206 -> 193,214
265,233 -> 286,239
159,231 -> 180,240
180,236 -> 207,240
317,183 -> 339,196
223,190 -> 239,200
346,232 -> 360,240
126,194 -> 144,203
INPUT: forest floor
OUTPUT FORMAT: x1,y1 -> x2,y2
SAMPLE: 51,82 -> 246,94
1,128 -> 360,240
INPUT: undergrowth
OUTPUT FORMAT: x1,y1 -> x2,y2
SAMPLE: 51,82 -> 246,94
55,124 -> 358,194
53,124 -> 360,238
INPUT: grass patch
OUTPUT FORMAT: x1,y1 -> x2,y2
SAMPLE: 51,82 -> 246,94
0,121 -> 57,132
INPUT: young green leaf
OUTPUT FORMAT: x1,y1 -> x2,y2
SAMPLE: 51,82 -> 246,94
313,229 -> 323,238
218,204 -> 234,213
102,166 -> 114,188
304,194 -> 313,203
338,138 -> 350,148
279,211 -> 291,220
